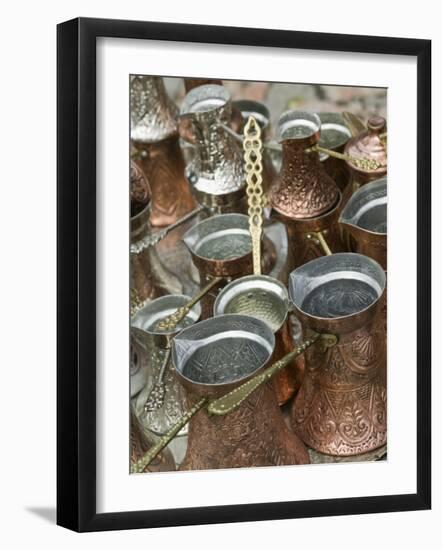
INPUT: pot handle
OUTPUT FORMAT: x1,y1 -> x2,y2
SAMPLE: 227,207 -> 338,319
208,333 -> 337,416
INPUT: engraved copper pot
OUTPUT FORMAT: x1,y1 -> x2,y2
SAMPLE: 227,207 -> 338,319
131,75 -> 195,226
269,111 -> 344,269
233,99 -> 276,192
344,115 -> 387,188
318,112 -> 352,193
130,162 -> 160,303
172,315 -> 309,469
179,85 -> 246,212
339,177 -> 387,270
213,275 -> 302,405
132,295 -> 201,437
183,214 -> 276,318
131,408 -> 176,473
289,253 -> 387,456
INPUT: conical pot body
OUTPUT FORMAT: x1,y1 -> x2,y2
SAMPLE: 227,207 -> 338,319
289,253 -> 387,456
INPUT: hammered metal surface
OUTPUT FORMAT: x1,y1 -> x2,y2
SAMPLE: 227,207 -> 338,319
180,85 -> 245,195
130,76 -> 178,143
270,141 -> 339,219
180,382 -> 310,470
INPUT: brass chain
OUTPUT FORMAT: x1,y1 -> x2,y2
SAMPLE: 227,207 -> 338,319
243,116 -> 265,275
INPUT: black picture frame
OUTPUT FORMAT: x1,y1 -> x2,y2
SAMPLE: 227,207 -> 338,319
57,17 -> 431,532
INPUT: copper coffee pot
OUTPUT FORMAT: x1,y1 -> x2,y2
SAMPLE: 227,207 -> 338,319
344,115 -> 387,189
182,213 -> 276,318
339,177 -> 387,270
131,75 -> 196,226
289,253 -> 387,456
269,111 -> 345,269
132,315 -> 340,473
173,315 -> 310,470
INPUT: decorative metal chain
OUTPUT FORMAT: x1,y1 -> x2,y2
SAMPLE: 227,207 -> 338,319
243,116 -> 265,275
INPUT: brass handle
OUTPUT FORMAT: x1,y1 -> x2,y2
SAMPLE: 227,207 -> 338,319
308,230 -> 333,256
243,116 -> 265,276
309,145 -> 384,171
207,334 -> 336,416
154,277 -> 222,332
131,397 -> 207,473
342,111 -> 366,137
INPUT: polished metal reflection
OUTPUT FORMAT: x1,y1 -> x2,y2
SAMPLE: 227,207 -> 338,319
340,177 -> 387,233
172,314 -> 275,394
183,213 -> 252,272
130,75 -> 178,143
290,253 -> 385,324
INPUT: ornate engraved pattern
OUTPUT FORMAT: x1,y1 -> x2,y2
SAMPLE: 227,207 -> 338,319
134,346 -> 190,436
291,326 -> 387,456
270,143 -> 339,219
181,383 -> 309,470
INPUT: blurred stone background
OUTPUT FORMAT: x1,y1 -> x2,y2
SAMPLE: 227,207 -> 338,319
164,77 -> 387,134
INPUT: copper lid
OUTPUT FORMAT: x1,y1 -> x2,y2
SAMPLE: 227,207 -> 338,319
344,116 -> 387,178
